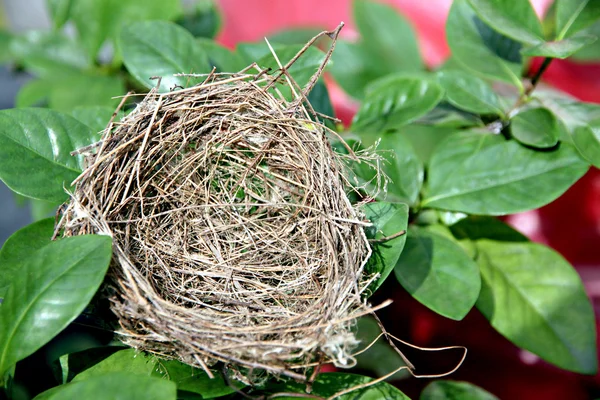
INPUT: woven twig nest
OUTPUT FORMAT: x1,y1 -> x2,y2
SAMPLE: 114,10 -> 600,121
59,28 -> 382,381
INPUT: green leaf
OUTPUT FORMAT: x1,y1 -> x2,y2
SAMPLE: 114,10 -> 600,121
46,0 -> 73,30
449,215 -> 529,242
352,77 -> 443,133
362,202 -> 409,295
573,123 -> 600,167
447,0 -> 523,88
153,359 -> 239,398
0,108 -> 95,202
510,107 -> 559,148
539,92 -> 600,131
0,235 -> 113,378
120,21 -> 210,92
421,380 -> 499,400
0,218 -> 55,303
356,132 -> 424,204
329,0 -> 422,99
0,30 -> 13,64
73,349 -> 155,381
353,0 -> 423,73
329,41 -> 373,99
466,0 -> 544,45
30,199 -> 61,221
272,372 -> 410,399
71,106 -> 119,133
48,74 -> 124,112
15,75 -> 124,113
15,79 -> 53,108
571,20 -> 600,60
54,347 -> 126,384
476,240 -> 597,374
72,0 -> 183,59
417,103 -> 483,129
395,228 -> 480,320
521,34 -> 597,58
556,0 -> 600,39
197,38 -> 246,72
422,131 -> 589,215
10,31 -> 89,77
33,372 -> 176,400
437,70 -> 504,116
176,0 -> 222,39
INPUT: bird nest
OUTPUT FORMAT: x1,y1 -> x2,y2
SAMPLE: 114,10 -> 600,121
58,26 -> 384,382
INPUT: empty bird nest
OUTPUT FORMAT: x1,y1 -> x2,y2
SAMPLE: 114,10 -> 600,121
57,24 -> 387,383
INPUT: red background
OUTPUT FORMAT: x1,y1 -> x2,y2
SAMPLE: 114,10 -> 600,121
214,1 -> 600,398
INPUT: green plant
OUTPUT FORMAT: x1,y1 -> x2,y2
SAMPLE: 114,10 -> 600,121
0,0 -> 598,399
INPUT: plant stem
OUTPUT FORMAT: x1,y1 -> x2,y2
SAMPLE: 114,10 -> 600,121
527,57 -> 553,96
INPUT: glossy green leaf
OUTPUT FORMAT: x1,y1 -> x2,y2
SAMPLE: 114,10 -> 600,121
352,77 -> 443,133
521,35 -> 597,58
395,228 -> 480,320
236,42 -> 273,64
73,349 -> 155,381
363,202 -> 409,295
402,125 -> 460,163
421,380 -> 499,400
422,131 -> 589,215
10,31 -> 89,77
71,106 -> 119,134
153,360 -> 238,398
0,218 -> 54,303
272,372 -> 410,399
0,108 -> 95,202
15,79 -> 53,108
437,70 -> 504,115
55,347 -> 126,384
356,132 -> 424,204
49,74 -> 124,112
72,0 -> 183,59
571,20 -> 600,60
30,199 -> 61,221
353,0 -> 423,73
47,0 -> 73,29
418,103 -> 483,129
33,372 -> 176,400
510,107 -> 559,148
539,92 -> 600,131
329,0 -> 422,99
449,215 -> 528,242
329,41 -> 373,99
573,123 -> 600,167
447,0 -> 523,88
467,0 -> 544,45
476,240 -> 597,374
176,0 -> 221,39
120,21 -> 210,92
0,235 -> 113,378
197,38 -> 246,72
556,0 -> 600,39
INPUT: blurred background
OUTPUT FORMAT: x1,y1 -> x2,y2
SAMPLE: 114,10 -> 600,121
1,0 -> 599,399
